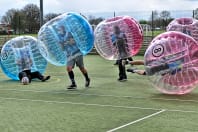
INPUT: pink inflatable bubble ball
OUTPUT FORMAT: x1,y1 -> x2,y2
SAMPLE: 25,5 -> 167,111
94,16 -> 143,60
144,31 -> 198,95
167,17 -> 198,42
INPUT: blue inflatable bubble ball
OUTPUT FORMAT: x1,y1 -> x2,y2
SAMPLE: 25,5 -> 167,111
0,36 -> 47,80
38,12 -> 94,66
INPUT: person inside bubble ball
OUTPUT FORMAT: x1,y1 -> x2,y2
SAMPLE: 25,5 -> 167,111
58,26 -> 90,89
126,59 -> 183,76
111,25 -> 130,81
16,48 -> 50,85
182,27 -> 191,36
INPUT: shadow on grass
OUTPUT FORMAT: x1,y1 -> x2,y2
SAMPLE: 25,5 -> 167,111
0,79 -> 49,85
0,79 -> 18,83
150,92 -> 198,101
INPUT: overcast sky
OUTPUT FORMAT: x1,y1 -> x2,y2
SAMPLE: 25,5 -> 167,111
0,0 -> 198,17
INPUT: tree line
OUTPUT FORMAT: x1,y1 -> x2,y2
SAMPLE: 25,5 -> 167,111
1,4 -> 60,34
1,3 -> 198,35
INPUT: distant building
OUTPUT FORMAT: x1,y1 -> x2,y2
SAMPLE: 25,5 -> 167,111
0,23 -> 9,31
0,23 -> 12,34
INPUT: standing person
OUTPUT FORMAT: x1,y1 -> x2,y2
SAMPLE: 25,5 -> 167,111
111,25 -> 131,81
113,57 -> 133,65
58,26 -> 90,89
16,49 -> 50,85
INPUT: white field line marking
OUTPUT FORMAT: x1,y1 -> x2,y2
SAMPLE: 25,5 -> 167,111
107,109 -> 166,132
0,96 -> 197,113
1,88 -> 198,103
0,96 -> 160,111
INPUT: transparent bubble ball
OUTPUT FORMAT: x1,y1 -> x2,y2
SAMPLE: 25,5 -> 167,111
38,12 -> 94,66
94,16 -> 143,60
167,17 -> 198,42
0,36 -> 47,80
144,31 -> 198,95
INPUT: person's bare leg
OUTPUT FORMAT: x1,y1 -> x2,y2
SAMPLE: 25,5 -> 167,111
79,67 -> 90,87
134,70 -> 146,75
130,60 -> 144,65
67,66 -> 77,89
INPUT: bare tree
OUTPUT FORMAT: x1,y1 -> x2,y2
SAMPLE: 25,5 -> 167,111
1,9 -> 19,24
151,10 -> 159,21
21,4 -> 40,33
88,16 -> 104,25
194,8 -> 198,19
1,9 -> 23,34
160,10 -> 171,19
44,13 -> 60,23
160,10 -> 171,29
148,10 -> 160,29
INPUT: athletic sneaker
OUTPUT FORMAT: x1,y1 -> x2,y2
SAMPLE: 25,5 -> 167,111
42,76 -> 51,82
85,78 -> 90,87
113,62 -> 118,65
117,77 -> 127,82
67,83 -> 77,90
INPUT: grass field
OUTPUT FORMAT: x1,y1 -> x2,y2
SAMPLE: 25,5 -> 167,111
0,55 -> 198,132
143,30 -> 165,37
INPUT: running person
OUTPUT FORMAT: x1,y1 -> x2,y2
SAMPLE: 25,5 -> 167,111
58,26 -> 90,89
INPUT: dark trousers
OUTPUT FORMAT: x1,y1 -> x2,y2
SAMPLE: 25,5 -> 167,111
18,70 -> 44,82
115,57 -> 133,64
127,57 -> 133,61
118,59 -> 127,79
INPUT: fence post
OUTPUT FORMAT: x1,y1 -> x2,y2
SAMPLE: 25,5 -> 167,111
40,0 -> 44,27
151,11 -> 154,38
18,16 -> 21,35
193,10 -> 195,18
